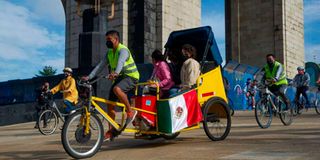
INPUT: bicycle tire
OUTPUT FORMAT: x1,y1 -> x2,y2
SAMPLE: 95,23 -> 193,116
61,111 -> 104,159
255,99 -> 272,129
227,97 -> 235,116
279,99 -> 293,126
315,99 -> 320,115
291,103 -> 299,116
38,109 -> 58,135
202,97 -> 231,141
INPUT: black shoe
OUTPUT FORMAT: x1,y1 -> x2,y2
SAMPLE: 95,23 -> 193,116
34,124 -> 39,129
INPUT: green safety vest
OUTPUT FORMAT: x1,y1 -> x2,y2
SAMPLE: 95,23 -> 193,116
107,43 -> 140,80
264,61 -> 288,86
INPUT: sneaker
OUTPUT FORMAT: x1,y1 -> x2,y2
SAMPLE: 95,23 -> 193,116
125,110 -> 137,126
104,131 -> 113,141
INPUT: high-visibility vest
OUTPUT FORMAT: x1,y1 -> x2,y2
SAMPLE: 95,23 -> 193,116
107,43 -> 140,80
264,61 -> 288,86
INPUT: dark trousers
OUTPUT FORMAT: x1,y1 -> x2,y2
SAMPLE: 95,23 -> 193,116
294,86 -> 309,105
268,84 -> 290,107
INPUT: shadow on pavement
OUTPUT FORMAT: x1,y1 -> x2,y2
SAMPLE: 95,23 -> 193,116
100,137 -> 176,151
0,150 -> 69,160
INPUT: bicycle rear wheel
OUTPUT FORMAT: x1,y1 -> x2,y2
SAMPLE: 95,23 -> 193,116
255,99 -> 272,129
291,103 -> 299,116
202,97 -> 231,141
227,98 -> 235,116
315,99 -> 320,115
38,109 -> 58,135
61,112 -> 104,159
279,100 -> 293,126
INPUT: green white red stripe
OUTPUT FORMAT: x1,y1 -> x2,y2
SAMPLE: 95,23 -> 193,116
157,90 -> 203,133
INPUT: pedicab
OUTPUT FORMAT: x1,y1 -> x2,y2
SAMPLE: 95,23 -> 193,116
61,26 -> 232,159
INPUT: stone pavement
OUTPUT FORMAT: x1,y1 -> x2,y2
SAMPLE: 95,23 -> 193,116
0,110 -> 319,160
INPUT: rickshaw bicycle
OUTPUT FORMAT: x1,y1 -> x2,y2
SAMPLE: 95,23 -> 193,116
255,79 -> 293,129
61,26 -> 232,159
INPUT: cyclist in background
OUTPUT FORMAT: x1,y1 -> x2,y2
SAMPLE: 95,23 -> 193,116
245,78 -> 257,109
34,82 -> 50,129
293,66 -> 310,109
262,54 -> 290,109
50,67 -> 78,115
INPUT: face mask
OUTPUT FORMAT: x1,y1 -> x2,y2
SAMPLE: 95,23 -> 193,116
106,41 -> 113,48
267,60 -> 274,66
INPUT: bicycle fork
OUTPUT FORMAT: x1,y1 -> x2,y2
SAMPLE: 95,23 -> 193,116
80,107 -> 91,135
268,96 -> 277,113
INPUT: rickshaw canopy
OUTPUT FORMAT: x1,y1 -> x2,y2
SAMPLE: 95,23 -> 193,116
164,26 -> 223,67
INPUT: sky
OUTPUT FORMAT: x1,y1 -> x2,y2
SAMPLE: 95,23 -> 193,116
0,0 -> 319,82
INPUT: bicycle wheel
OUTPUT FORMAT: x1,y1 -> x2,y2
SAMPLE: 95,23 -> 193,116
315,99 -> 320,115
255,99 -> 272,129
228,98 -> 235,116
38,109 -> 58,135
61,112 -> 104,159
291,103 -> 299,116
202,97 -> 231,141
279,100 -> 293,126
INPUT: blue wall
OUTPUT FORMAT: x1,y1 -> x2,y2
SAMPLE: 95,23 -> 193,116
223,61 -> 320,110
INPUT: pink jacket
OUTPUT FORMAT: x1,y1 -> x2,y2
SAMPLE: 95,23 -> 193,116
152,61 -> 174,90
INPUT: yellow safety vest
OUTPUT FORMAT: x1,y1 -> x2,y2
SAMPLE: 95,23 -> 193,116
264,61 -> 288,86
107,43 -> 140,80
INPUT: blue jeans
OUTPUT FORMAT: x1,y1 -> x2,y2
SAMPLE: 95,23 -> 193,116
64,100 -> 76,113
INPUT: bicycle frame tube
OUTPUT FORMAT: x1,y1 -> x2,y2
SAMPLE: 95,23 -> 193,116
90,98 -> 122,130
51,101 -> 65,122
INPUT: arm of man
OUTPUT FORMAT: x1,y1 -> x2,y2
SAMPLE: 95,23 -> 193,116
88,54 -> 108,80
114,48 -> 129,74
275,64 -> 284,81
304,73 -> 310,86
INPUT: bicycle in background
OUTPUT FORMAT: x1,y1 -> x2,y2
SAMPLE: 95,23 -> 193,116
312,89 -> 320,115
255,80 -> 293,129
38,92 -> 81,135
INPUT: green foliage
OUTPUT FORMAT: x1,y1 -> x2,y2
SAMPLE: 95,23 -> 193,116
36,66 -> 57,77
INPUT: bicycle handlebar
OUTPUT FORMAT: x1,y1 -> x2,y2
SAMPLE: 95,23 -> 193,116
78,76 -> 108,88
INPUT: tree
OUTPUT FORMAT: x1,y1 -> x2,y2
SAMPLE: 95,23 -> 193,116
36,66 -> 57,77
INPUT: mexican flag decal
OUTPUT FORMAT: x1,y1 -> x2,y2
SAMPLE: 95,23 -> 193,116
157,89 -> 203,133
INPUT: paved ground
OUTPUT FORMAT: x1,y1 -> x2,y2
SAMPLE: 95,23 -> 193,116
0,110 -> 319,160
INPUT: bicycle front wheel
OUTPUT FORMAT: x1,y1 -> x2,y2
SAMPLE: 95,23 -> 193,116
61,112 -> 104,159
315,100 -> 320,115
279,100 -> 293,126
255,99 -> 272,129
38,109 -> 58,135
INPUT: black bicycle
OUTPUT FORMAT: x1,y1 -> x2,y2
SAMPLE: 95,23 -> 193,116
291,95 -> 307,116
227,95 -> 235,116
313,89 -> 320,115
255,80 -> 293,129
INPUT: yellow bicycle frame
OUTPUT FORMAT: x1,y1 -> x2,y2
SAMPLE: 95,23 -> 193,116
81,80 -> 203,135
